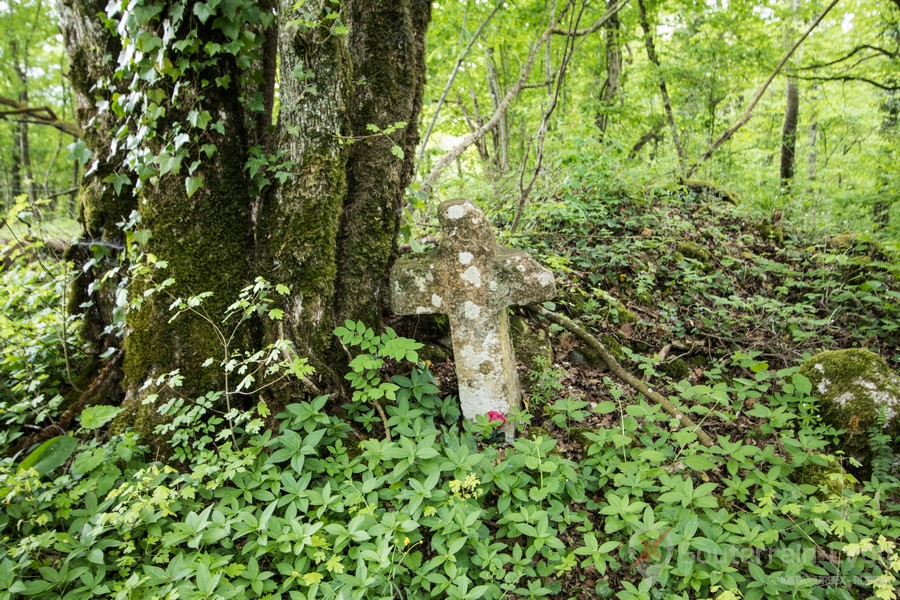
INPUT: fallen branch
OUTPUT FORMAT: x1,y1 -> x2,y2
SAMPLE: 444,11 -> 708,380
527,304 -> 714,447
686,0 -> 841,178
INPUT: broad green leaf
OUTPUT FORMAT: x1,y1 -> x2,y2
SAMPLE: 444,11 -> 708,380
80,405 -> 123,430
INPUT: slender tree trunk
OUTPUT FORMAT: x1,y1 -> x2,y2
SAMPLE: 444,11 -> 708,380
10,123 -> 23,200
780,0 -> 801,193
780,77 -> 799,191
636,0 -> 685,166
486,47 -> 509,172
806,121 -> 817,186
596,0 -> 622,139
11,42 -> 37,203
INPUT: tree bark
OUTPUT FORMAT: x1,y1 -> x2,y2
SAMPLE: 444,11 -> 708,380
58,0 -> 431,438
259,0 -> 431,376
256,0 -> 351,375
120,58 -> 254,436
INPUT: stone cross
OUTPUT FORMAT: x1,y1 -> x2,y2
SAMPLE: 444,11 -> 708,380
390,199 -> 555,439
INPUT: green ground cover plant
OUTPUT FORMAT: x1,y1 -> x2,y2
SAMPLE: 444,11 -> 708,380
1,179 -> 899,599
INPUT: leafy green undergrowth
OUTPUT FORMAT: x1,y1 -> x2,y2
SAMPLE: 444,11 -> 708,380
500,179 -> 899,370
0,241 -> 81,450
3,322 -> 900,599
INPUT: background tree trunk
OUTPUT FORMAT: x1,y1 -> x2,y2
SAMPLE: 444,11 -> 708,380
780,77 -> 799,191
637,0 -> 685,166
596,0 -> 622,139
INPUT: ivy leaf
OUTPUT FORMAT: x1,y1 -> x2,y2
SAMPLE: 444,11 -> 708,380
173,133 -> 190,149
67,141 -> 92,165
185,175 -> 203,198
193,2 -> 215,23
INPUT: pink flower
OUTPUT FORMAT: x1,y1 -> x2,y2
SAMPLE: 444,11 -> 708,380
487,411 -> 507,425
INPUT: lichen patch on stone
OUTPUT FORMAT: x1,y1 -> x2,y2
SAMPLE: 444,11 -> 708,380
446,204 -> 465,220
461,265 -> 482,287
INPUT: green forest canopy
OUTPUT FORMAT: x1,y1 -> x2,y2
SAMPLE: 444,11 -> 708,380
0,0 -> 897,239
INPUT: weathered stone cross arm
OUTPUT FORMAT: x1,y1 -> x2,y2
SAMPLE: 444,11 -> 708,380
390,199 -> 555,438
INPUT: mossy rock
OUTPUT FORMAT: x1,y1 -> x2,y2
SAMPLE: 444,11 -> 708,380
615,307 -> 637,324
675,241 -> 712,266
754,220 -> 784,245
795,454 -> 856,498
565,334 -> 624,369
799,348 -> 900,463
659,358 -> 690,380
510,316 -> 553,373
678,178 -> 740,205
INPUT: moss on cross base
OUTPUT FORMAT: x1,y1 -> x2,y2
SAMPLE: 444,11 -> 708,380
799,348 -> 900,465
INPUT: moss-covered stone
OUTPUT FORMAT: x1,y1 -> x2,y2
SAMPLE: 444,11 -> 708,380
678,178 -> 740,205
675,241 -> 712,266
510,316 -> 553,373
565,334 -> 623,370
799,349 -> 900,464
795,455 -> 856,498
754,220 -> 784,245
659,358 -> 690,380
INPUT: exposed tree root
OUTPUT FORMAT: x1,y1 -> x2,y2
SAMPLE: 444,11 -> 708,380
527,304 -> 715,447
11,350 -> 124,457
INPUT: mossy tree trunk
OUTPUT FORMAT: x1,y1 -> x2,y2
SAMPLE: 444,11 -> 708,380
119,56 -> 254,434
256,0 -> 352,376
58,0 -> 134,377
60,0 -> 431,437
260,0 -> 430,377
335,0 -> 431,330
